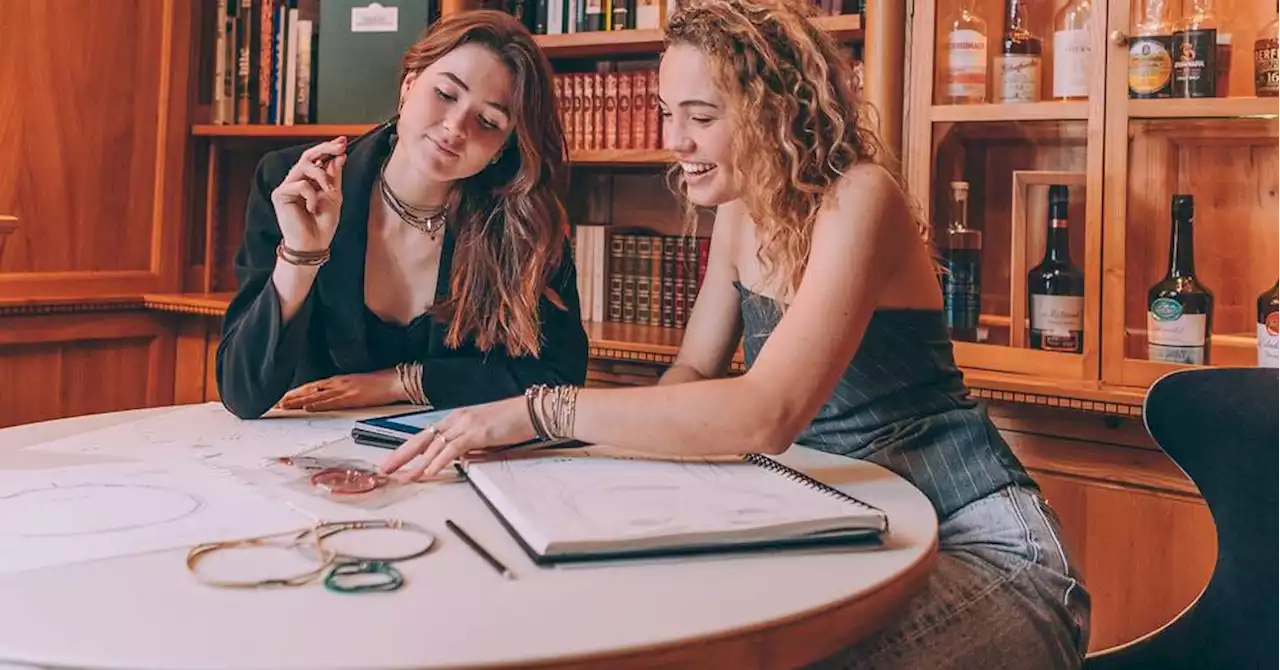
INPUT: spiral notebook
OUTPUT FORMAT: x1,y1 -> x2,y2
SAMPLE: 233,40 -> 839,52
460,450 -> 889,565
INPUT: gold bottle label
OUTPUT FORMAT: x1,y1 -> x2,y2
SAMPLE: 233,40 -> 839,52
1129,35 -> 1173,97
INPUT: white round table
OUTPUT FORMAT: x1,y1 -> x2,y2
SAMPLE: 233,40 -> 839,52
0,405 -> 938,670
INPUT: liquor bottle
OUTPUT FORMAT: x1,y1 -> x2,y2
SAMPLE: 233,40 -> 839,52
1258,280 -> 1279,367
941,181 -> 983,342
1147,195 -> 1214,365
1172,0 -> 1219,98
1027,185 -> 1085,353
1053,0 -> 1092,100
1255,2 -> 1280,97
944,3 -> 989,104
1130,0 -> 1175,98
994,0 -> 1042,103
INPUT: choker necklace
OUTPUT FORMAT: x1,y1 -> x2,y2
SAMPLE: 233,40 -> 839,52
378,156 -> 448,240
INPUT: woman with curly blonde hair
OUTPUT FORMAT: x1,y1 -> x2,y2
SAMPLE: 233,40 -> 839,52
380,1 -> 1088,665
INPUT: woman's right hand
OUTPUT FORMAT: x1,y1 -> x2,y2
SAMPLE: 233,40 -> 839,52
270,136 -> 349,253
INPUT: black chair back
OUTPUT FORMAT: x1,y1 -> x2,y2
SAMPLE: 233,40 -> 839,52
1086,366 -> 1278,670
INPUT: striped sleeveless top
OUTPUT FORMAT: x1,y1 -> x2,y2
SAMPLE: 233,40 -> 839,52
735,280 -> 1035,518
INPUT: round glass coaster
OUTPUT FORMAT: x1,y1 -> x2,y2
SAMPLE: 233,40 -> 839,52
309,467 -> 386,495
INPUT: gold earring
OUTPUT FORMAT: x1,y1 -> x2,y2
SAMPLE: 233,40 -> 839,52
491,153 -> 501,165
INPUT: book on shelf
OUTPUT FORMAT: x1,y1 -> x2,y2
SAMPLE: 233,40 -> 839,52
212,0 -> 322,125
555,63 -> 663,153
572,226 -> 709,327
459,447 -> 889,565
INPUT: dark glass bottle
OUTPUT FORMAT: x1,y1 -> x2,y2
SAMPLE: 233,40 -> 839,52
1028,185 -> 1085,352
1258,280 -> 1279,367
1172,0 -> 1219,98
1147,195 -> 1214,365
942,181 -> 983,342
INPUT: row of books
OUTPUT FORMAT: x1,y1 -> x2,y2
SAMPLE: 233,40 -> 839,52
574,228 -> 709,328
511,0 -> 860,35
555,68 -> 661,152
212,0 -> 320,125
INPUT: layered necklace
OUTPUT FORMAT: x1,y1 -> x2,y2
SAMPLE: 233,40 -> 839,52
378,154 -> 448,240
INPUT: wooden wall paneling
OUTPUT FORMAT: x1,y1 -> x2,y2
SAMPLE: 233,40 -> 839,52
0,0 -> 195,299
0,312 -> 176,429
173,317 -> 213,405
991,400 -> 1216,653
1030,472 -> 1215,653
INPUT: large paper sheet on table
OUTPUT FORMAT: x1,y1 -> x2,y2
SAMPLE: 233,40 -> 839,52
27,402 -> 355,470
0,460 -> 313,575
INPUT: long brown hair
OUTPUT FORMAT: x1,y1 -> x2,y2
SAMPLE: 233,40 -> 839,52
401,10 -> 569,356
664,0 -> 925,301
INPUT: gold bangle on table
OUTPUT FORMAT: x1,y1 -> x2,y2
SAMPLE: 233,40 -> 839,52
186,526 -> 334,589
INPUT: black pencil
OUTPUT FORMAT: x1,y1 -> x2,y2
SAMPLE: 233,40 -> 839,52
446,519 -> 515,580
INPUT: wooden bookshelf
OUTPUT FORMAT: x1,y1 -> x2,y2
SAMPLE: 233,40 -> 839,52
532,14 -> 863,59
190,125 -> 671,165
141,292 -> 1152,414
1127,97 -> 1280,120
191,124 -> 375,138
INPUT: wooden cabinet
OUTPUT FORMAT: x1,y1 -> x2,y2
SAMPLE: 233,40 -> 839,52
906,0 -> 1278,396
0,0 -> 192,299
904,0 -> 1271,651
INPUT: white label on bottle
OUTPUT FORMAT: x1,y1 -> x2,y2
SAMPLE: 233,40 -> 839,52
352,3 -> 399,33
1259,317 -> 1279,368
995,54 -> 1041,102
947,30 -> 988,100
1053,29 -> 1091,98
1148,300 -> 1207,364
1032,295 -> 1083,335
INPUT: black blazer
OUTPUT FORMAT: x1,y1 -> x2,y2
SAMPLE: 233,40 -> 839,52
215,123 -> 589,419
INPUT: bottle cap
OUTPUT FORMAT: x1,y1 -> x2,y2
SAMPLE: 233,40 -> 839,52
950,180 -> 970,192
1172,194 -> 1194,217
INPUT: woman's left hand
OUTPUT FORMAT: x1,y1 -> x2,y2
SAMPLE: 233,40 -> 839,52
378,397 -> 536,481
277,370 -> 404,412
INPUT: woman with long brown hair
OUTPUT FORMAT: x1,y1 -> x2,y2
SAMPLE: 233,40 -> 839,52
378,0 -> 1088,666
216,9 -> 587,418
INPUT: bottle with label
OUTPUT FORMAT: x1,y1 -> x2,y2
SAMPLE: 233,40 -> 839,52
944,3 -> 989,104
941,181 -> 983,342
1172,0 -> 1219,98
1258,280 -> 1279,367
994,0 -> 1042,103
1147,195 -> 1214,365
1053,0 -> 1092,100
1028,185 -> 1085,353
1255,2 -> 1279,96
1130,0 -> 1175,98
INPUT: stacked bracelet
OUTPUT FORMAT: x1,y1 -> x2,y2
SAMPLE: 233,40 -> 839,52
524,384 -> 579,440
396,361 -> 429,406
276,241 -> 330,267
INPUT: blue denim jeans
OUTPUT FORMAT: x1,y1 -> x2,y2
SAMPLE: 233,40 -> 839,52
810,484 -> 1090,670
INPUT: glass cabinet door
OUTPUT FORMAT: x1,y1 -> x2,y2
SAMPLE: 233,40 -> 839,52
1101,0 -> 1279,387
906,0 -> 1108,382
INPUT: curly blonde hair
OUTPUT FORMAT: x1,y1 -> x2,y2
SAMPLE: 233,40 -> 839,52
664,0 -> 924,300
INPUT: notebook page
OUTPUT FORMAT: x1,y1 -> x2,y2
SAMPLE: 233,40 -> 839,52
465,453 -> 883,553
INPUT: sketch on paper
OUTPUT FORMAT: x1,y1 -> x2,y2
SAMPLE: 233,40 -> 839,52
27,402 -> 355,469
0,460 -> 311,575
0,483 -> 203,538
474,453 -> 860,543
